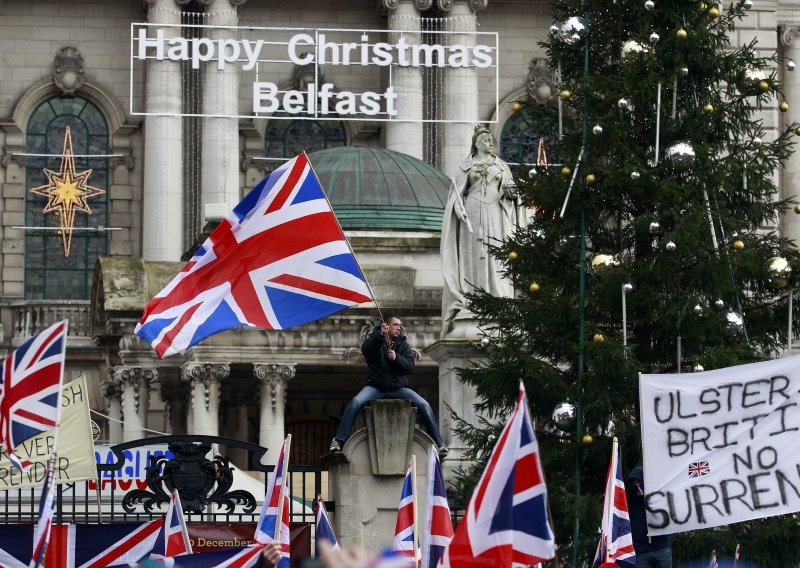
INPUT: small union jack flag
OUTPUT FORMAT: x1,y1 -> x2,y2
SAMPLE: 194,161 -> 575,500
0,320 -> 68,471
253,437 -> 290,568
135,153 -> 373,358
422,445 -> 452,568
592,439 -> 635,568
688,461 -> 711,478
393,459 -> 419,563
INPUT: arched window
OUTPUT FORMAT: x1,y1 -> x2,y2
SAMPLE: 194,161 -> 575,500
25,96 -> 109,299
265,119 -> 346,165
500,104 -> 560,173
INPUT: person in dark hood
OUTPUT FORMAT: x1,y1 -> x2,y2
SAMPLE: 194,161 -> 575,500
627,466 -> 672,567
329,312 -> 447,456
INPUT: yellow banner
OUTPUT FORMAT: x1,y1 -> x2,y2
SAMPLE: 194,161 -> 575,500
0,376 -> 97,490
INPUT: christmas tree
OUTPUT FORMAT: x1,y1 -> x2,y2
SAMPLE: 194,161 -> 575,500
452,0 -> 800,565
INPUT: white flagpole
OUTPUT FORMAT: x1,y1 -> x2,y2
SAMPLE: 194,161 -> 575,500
274,434 -> 292,542
411,454 -> 420,565
604,437 -> 619,563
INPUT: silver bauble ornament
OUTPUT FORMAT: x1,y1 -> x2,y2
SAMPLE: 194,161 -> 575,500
693,364 -> 705,372
593,124 -> 604,135
560,16 -> 586,45
725,311 -> 745,334
714,299 -> 725,310
666,241 -> 677,252
630,171 -> 641,180
665,142 -> 696,168
552,401 -> 577,431
549,23 -> 560,34
649,32 -> 660,44
694,304 -> 703,315
618,98 -> 630,110
765,256 -> 792,287
753,137 -> 762,147
649,221 -> 661,235
788,60 -> 796,72
529,167 -> 538,178
644,0 -> 655,9
680,67 -> 689,77
621,40 -> 649,62
623,282 -> 634,293
743,0 -> 753,8
591,253 -> 620,272
480,337 -> 491,347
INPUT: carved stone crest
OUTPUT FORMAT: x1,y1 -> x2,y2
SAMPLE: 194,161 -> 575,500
52,46 -> 85,95
527,58 -> 555,105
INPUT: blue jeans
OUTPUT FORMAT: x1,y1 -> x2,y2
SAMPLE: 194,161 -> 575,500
637,548 -> 672,568
335,385 -> 444,447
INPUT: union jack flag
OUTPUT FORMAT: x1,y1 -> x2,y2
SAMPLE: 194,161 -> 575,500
0,521 -> 163,568
149,489 -> 192,559
315,497 -> 338,556
439,382 -> 555,568
422,445 -> 452,568
30,457 -> 57,568
592,440 -> 635,568
139,544 -> 267,567
688,461 -> 711,478
0,320 -> 68,470
393,459 -> 419,563
135,153 -> 373,358
253,437 -> 290,568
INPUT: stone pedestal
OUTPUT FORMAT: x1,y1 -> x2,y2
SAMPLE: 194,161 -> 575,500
325,401 -> 433,552
425,332 -> 485,481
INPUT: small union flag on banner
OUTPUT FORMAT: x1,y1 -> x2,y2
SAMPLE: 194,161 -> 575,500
688,461 -> 711,478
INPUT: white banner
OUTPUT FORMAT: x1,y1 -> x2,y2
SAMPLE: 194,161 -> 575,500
0,377 -> 97,490
640,355 -> 800,535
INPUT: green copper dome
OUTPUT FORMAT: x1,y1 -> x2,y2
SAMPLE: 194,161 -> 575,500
307,146 -> 450,231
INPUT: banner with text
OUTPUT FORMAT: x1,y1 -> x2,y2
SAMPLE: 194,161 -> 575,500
0,377 -> 97,490
640,355 -> 800,535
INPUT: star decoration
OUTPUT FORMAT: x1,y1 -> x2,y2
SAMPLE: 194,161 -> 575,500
30,126 -> 105,256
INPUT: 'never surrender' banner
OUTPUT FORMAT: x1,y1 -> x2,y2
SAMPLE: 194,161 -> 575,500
640,355 -> 800,535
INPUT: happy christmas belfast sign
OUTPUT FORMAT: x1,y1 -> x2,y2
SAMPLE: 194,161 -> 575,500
130,23 -> 499,122
640,355 -> 800,535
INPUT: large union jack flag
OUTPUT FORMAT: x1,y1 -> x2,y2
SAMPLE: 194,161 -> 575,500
0,320 -> 68,470
135,153 -> 373,358
592,440 -> 635,568
392,459 -> 419,563
0,521 -> 163,568
439,382 -> 555,568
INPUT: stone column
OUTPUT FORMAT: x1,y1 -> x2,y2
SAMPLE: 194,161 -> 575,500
383,0 -> 428,159
101,379 -> 123,444
199,0 -> 245,222
439,0 -> 487,179
112,366 -> 158,442
781,26 -> 800,247
253,363 -> 295,465
181,362 -> 230,436
143,0 -> 187,260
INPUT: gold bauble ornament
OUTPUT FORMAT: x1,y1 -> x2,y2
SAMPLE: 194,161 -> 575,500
795,127 -> 800,136
703,103 -> 714,113
708,6 -> 719,17
529,282 -> 541,294
732,240 -> 745,251
511,101 -> 522,112
699,1 -> 707,9
759,80 -> 770,92
794,203 -> 800,214
593,333 -> 605,344
561,166 -> 572,177
560,90 -> 572,101
508,251 -> 519,262
586,173 -> 597,185
676,28 -> 688,39
582,433 -> 594,445
780,101 -> 790,112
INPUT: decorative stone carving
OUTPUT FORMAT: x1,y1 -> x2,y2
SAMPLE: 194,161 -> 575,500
109,154 -> 135,171
52,46 -> 85,95
253,363 -> 296,410
381,0 -> 433,10
781,26 -> 800,47
292,63 -> 324,90
437,0 -> 487,12
181,362 -> 230,411
101,380 -> 121,401
112,366 -> 158,413
366,400 -> 417,475
527,58 -> 555,105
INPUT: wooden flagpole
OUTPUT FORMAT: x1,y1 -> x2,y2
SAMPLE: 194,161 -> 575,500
274,434 -> 292,542
411,454 -> 419,564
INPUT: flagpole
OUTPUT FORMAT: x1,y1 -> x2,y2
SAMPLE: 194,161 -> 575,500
303,151 -> 384,322
604,437 -> 619,563
411,453 -> 420,565
274,434 -> 292,542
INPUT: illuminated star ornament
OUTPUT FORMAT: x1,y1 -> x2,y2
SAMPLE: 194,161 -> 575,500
30,126 -> 105,256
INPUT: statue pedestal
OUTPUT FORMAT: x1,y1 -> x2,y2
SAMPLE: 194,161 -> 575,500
426,326 -> 487,482
324,400 -> 434,551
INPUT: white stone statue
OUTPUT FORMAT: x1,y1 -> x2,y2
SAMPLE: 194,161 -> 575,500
441,126 -> 528,337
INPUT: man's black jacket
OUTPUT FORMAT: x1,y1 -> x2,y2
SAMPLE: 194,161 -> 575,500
361,325 -> 415,391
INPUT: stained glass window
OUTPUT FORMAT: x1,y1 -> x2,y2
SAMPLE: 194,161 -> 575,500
25,96 -> 109,299
500,104 -> 560,174
264,119 -> 346,169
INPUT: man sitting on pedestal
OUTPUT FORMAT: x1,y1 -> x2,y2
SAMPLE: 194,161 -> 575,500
329,312 -> 448,457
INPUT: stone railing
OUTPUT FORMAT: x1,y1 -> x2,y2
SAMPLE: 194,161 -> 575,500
9,300 -> 92,344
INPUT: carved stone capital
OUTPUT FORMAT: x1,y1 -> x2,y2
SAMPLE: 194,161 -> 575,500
182,362 -> 230,410
112,366 -> 157,413
253,363 -> 295,410
101,380 -> 121,400
109,154 -> 135,171
381,0 -> 433,11
240,151 -> 267,174
1,149 -> 23,168
52,46 -> 85,95
437,0 -> 487,12
781,26 -> 800,48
